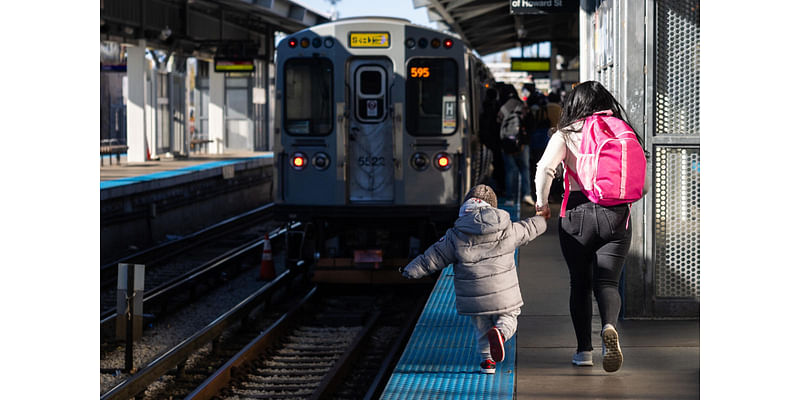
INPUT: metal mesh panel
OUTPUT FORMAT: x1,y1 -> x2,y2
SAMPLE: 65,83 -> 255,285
654,146 -> 700,298
655,0 -> 700,136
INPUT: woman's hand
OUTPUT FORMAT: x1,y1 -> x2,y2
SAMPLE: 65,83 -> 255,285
536,204 -> 551,219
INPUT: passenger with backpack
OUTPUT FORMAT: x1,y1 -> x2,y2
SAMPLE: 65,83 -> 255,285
497,87 -> 535,206
533,81 -> 647,373
526,92 -> 552,203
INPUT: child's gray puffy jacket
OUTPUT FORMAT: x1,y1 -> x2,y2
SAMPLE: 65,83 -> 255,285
403,208 -> 546,315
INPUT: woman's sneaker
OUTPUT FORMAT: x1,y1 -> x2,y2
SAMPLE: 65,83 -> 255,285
571,351 -> 593,366
488,327 -> 506,362
480,359 -> 496,374
601,324 -> 623,372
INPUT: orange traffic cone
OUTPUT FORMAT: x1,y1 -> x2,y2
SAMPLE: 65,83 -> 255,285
259,235 -> 275,280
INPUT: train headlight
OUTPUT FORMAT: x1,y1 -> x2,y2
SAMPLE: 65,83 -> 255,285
410,152 -> 429,171
312,152 -> 330,170
300,38 -> 310,48
444,38 -> 453,49
431,38 -> 441,48
405,38 -> 416,49
312,37 -> 322,48
291,152 -> 308,170
288,38 -> 298,48
418,38 -> 428,48
324,37 -> 334,48
434,152 -> 452,170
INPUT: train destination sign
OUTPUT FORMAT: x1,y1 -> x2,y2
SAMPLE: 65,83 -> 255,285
509,0 -> 578,14
510,57 -> 550,72
349,32 -> 390,48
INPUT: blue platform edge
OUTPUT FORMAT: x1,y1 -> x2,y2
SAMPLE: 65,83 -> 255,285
380,203 -> 519,400
99,154 -> 273,190
380,265 -> 516,400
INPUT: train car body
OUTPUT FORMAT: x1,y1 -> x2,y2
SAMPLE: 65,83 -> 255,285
274,17 -> 494,277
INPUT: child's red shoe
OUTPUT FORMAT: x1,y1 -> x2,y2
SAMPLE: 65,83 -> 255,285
488,327 -> 505,362
480,359 -> 496,374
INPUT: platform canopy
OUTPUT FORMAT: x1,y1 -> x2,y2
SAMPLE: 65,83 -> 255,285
412,0 -> 579,59
101,0 -> 331,56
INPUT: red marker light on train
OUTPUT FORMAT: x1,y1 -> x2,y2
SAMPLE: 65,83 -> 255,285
434,153 -> 451,170
444,39 -> 453,49
288,38 -> 298,48
291,152 -> 307,170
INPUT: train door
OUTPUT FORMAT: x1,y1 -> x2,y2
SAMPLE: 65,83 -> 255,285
348,58 -> 394,203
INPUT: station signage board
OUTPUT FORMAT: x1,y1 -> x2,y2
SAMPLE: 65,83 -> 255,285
510,57 -> 550,72
509,0 -> 578,14
214,59 -> 255,73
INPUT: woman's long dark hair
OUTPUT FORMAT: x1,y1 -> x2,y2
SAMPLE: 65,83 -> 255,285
557,81 -> 643,146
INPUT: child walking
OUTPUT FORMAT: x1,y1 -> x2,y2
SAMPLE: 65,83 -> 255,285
401,184 -> 546,373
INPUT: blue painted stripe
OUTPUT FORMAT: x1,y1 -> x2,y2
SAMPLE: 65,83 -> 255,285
381,265 -> 516,400
100,155 -> 273,190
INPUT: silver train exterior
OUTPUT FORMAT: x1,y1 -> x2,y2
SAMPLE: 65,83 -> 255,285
274,17 -> 494,263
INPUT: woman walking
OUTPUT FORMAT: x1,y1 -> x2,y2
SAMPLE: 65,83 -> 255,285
534,81 -> 646,373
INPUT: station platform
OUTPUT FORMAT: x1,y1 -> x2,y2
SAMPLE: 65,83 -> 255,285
100,152 -> 274,263
382,203 -> 700,399
100,151 -> 273,186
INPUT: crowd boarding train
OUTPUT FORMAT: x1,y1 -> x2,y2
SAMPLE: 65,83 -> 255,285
273,17 -> 496,276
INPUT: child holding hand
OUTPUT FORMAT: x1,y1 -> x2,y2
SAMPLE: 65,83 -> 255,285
402,184 -> 546,373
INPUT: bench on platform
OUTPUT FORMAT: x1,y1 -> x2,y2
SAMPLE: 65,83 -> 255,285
101,139 -> 128,165
190,136 -> 214,154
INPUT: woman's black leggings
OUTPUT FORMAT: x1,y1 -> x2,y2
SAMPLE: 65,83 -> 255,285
558,191 -> 632,352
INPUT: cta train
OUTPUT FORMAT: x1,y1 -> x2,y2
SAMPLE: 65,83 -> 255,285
273,17 -> 496,279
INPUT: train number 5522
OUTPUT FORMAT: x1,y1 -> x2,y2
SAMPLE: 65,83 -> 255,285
358,156 -> 385,166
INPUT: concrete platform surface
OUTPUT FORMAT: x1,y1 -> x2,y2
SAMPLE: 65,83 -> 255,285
100,151 -> 272,181
515,203 -> 700,399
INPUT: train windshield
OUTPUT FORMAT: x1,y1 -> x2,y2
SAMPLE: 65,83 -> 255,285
284,58 -> 333,135
406,58 -> 458,136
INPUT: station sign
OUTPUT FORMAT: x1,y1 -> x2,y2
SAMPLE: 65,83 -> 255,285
214,59 -> 255,72
214,41 -> 258,73
349,32 -> 390,48
509,0 -> 578,14
510,57 -> 550,72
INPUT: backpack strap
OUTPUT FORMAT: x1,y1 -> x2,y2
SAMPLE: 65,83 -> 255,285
626,204 -> 631,230
560,162 -> 578,218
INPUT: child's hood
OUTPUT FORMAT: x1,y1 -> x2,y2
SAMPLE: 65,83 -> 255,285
453,207 -> 511,235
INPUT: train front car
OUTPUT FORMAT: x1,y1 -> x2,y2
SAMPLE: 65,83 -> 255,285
275,17 -> 492,282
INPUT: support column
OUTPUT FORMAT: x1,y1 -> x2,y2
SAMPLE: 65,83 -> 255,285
579,0 -> 591,82
126,40 -> 148,162
209,67 -> 225,154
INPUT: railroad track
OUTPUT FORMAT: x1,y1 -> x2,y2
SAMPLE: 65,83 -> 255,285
101,280 -> 430,400
101,204 -> 303,339
101,203 -> 276,300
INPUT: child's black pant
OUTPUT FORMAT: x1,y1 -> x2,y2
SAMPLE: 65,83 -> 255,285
558,191 -> 632,352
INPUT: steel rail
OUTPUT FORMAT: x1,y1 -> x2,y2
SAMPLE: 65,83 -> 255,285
100,203 -> 276,286
310,309 -> 382,400
100,221 -> 301,335
183,286 -> 320,400
361,294 -> 429,400
100,267 -> 302,400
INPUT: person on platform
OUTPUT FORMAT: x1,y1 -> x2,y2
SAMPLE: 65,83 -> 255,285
401,184 -> 546,374
534,81 -> 646,373
497,88 -> 535,206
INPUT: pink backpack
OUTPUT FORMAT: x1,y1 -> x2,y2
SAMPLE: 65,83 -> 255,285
560,110 -> 646,219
